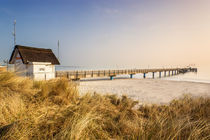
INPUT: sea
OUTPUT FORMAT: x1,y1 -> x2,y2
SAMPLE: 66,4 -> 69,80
55,65 -> 210,84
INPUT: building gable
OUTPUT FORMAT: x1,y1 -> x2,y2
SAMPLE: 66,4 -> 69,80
9,48 -> 24,64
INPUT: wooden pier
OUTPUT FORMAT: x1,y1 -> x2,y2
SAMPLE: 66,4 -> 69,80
56,67 -> 197,80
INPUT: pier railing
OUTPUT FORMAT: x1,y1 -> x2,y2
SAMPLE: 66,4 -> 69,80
56,67 -> 197,80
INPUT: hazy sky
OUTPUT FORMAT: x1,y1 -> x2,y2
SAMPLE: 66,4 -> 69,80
0,0 -> 210,68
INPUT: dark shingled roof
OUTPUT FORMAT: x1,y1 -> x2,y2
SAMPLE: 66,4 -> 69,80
9,45 -> 60,65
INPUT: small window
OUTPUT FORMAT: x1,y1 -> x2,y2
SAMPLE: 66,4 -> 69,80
39,68 -> 45,71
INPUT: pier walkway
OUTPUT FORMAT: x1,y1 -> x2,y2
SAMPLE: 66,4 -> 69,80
56,67 -> 197,80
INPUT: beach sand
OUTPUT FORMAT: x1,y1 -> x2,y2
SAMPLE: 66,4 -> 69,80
79,78 -> 210,104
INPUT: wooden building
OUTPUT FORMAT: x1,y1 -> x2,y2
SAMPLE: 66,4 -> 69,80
9,45 -> 60,80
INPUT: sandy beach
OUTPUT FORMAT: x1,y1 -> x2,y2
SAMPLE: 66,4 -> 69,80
79,78 -> 210,104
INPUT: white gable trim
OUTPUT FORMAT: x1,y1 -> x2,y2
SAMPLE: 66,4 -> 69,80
31,62 -> 52,65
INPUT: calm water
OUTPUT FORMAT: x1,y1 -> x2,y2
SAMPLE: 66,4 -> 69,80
56,65 -> 210,83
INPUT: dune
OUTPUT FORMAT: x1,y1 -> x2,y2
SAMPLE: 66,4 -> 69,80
0,72 -> 209,139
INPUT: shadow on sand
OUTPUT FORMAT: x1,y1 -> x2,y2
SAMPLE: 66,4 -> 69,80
79,76 -> 130,82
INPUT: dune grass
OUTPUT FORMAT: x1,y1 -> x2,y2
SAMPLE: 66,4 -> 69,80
0,72 -> 209,140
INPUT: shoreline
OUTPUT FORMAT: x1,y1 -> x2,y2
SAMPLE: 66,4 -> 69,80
79,76 -> 210,84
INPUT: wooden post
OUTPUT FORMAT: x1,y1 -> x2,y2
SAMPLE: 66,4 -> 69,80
84,71 -> 86,78
76,71 -> 78,79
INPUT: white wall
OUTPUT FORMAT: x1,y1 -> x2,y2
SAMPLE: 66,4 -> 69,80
14,52 -> 27,77
32,62 -> 55,80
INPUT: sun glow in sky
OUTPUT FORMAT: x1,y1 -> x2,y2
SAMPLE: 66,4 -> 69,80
0,0 -> 210,68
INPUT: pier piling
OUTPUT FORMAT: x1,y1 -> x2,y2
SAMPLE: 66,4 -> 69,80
159,71 -> 161,78
143,73 -> 146,79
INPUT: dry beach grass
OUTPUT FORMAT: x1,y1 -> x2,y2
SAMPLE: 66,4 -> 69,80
0,72 -> 209,139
